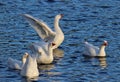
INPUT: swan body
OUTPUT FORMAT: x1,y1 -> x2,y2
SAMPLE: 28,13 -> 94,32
29,41 -> 54,64
20,53 -> 39,78
7,58 -> 22,70
22,14 -> 64,49
7,53 -> 28,70
83,40 -> 108,57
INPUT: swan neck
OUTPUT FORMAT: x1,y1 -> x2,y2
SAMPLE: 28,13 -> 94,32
21,58 -> 26,67
48,46 -> 53,57
99,45 -> 106,56
54,17 -> 62,32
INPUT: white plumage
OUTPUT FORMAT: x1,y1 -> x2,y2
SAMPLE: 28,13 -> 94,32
20,53 -> 39,78
7,53 -> 28,70
22,14 -> 64,49
83,40 -> 108,57
29,41 -> 55,64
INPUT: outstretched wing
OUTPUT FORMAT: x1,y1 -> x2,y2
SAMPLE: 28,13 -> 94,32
22,14 -> 56,42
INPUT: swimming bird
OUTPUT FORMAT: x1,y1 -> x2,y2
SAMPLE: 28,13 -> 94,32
29,41 -> 55,64
7,53 -> 28,70
83,40 -> 108,57
22,14 -> 64,49
20,53 -> 39,78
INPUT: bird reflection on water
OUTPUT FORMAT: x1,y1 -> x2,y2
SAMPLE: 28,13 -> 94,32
53,48 -> 64,58
84,56 -> 107,69
99,57 -> 107,68
21,76 -> 39,82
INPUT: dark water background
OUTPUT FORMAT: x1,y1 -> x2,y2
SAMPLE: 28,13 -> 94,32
0,0 -> 120,82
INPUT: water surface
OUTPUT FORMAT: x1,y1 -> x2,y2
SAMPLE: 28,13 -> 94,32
0,0 -> 120,82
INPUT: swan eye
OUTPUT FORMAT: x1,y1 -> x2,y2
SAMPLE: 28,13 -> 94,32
52,43 -> 56,46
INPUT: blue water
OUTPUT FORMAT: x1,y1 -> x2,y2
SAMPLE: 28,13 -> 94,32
0,0 -> 120,82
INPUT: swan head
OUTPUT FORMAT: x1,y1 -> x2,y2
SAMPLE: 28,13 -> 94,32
22,52 -> 29,64
98,40 -> 108,57
102,40 -> 108,46
55,14 -> 63,19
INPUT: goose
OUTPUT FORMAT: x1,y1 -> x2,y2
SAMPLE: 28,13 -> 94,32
7,53 -> 28,70
22,14 -> 64,49
83,40 -> 108,57
29,41 -> 55,64
20,53 -> 39,78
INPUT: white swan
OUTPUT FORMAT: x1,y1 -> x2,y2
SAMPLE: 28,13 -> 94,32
83,40 -> 108,57
20,53 -> 39,78
29,41 -> 55,64
7,53 -> 28,70
22,14 -> 64,49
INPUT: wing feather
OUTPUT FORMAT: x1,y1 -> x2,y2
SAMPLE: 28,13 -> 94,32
22,14 -> 56,42
84,41 -> 99,56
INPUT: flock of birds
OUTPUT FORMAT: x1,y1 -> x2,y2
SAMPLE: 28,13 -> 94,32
7,14 -> 108,78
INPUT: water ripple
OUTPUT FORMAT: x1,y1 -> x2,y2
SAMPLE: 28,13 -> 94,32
0,0 -> 120,81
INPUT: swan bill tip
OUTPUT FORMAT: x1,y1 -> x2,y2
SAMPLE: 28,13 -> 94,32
60,14 -> 64,17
